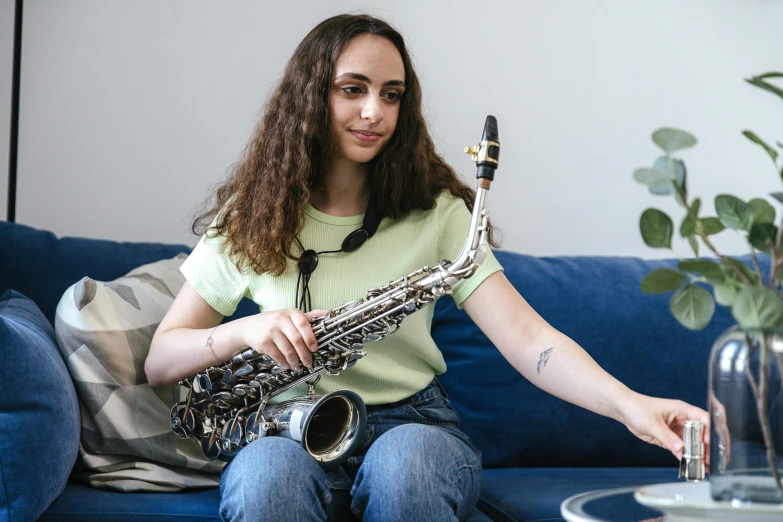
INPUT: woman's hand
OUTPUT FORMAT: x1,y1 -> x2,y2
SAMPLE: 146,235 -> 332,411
614,391 -> 711,468
240,308 -> 328,370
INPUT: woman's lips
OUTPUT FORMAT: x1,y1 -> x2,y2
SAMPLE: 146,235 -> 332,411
350,130 -> 381,143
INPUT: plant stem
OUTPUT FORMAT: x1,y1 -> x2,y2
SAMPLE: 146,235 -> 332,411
771,216 -> 783,291
700,233 -> 753,284
744,333 -> 783,494
748,245 -> 765,286
759,333 -> 783,492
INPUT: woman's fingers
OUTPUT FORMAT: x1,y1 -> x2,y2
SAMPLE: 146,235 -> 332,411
260,339 -> 290,369
292,310 -> 321,353
271,331 -> 301,369
280,320 -> 314,368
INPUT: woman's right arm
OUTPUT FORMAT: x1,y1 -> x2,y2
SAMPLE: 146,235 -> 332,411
145,281 -> 322,387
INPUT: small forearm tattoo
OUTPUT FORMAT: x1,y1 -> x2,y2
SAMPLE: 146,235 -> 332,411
537,347 -> 554,375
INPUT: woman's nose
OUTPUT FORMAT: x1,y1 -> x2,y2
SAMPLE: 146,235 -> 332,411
360,95 -> 383,123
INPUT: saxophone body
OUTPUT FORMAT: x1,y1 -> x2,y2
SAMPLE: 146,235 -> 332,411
171,116 -> 500,466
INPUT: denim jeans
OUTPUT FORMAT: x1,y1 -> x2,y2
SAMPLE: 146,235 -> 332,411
219,379 -> 483,521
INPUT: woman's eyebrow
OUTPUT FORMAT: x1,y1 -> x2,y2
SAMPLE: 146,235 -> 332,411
335,72 -> 405,87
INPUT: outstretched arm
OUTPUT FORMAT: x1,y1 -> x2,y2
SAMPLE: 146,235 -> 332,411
462,272 -> 709,462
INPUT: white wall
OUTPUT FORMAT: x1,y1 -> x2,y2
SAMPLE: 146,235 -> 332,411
14,0 -> 783,259
0,0 -> 14,220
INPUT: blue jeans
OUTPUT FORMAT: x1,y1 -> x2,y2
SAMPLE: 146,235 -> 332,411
219,379 -> 483,521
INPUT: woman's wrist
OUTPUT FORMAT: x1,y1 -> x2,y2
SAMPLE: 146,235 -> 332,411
600,379 -> 636,424
210,317 -> 249,361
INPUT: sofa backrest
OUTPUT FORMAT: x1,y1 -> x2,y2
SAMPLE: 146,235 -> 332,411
1,221 -> 741,469
0,222 -> 258,324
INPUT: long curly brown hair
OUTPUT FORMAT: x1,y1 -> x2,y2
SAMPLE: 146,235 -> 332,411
193,14 -> 499,275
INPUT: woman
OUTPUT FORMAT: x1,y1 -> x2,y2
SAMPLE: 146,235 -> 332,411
146,13 -> 709,522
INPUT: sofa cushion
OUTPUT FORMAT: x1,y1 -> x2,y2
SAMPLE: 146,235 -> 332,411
0,290 -> 80,522
54,255 -> 224,492
41,483 -> 494,522
433,251 -> 744,468
479,467 -> 672,522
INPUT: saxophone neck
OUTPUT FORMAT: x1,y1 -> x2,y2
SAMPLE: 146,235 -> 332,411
440,115 -> 499,285
447,186 -> 490,275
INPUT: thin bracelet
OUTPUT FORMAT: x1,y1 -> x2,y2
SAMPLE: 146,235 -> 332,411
205,325 -> 222,363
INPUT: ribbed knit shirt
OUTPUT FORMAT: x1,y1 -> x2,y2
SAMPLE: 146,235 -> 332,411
180,190 -> 503,405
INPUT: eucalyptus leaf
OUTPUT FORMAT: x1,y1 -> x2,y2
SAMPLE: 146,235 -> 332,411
743,131 -> 779,163
699,217 -> 726,236
678,259 -> 725,284
641,268 -> 688,294
652,128 -> 698,154
731,285 -> 783,329
725,257 -> 759,284
650,156 -> 686,196
715,195 -> 754,231
750,198 -> 776,224
633,168 -> 672,188
688,236 -> 700,257
746,73 -> 783,103
670,283 -> 715,330
714,279 -> 741,307
749,222 -> 778,253
778,141 -> 783,149
680,198 -> 701,237
772,192 -> 783,205
640,209 -> 674,249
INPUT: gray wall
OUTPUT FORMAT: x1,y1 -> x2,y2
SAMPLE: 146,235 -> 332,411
10,0 -> 783,258
0,0 -> 13,220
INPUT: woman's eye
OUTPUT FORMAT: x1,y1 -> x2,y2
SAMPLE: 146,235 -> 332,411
342,86 -> 361,95
383,91 -> 401,101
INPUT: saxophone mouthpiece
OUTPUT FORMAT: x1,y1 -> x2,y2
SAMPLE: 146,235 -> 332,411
464,115 -> 499,184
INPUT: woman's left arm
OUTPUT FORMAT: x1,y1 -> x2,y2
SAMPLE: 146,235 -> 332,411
462,271 -> 710,461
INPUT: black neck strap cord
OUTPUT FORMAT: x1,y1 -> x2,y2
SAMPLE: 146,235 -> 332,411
294,194 -> 382,312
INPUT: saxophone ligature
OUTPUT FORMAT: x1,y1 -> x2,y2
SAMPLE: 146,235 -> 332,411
171,116 -> 501,467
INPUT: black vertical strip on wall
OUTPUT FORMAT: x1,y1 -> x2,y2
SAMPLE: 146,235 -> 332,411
6,0 -> 23,222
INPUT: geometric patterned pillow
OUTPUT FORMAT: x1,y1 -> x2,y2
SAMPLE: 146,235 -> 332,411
54,254 -> 225,492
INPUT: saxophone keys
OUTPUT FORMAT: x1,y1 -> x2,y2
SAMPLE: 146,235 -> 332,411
193,373 -> 212,394
170,404 -> 195,438
232,384 -> 255,397
254,373 -> 273,383
212,399 -> 233,410
201,434 -> 221,461
235,363 -> 255,377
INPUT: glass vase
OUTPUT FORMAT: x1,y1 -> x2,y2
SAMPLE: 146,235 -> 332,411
708,326 -> 783,503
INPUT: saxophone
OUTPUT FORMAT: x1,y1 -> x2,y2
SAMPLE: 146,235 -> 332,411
171,115 -> 500,467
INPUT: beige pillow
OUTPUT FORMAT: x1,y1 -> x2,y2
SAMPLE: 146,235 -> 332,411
54,254 -> 225,492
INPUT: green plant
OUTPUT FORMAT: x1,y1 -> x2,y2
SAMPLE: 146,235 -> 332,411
634,72 -> 783,332
633,71 -> 783,494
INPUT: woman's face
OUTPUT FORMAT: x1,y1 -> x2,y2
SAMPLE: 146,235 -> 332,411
329,35 -> 406,166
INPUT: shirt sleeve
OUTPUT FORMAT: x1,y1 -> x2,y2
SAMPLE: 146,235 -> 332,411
436,191 -> 504,309
180,227 -> 250,317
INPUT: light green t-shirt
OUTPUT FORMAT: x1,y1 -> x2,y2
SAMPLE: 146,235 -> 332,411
180,190 -> 503,404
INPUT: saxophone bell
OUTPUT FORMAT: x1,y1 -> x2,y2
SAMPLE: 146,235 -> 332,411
246,389 -> 367,469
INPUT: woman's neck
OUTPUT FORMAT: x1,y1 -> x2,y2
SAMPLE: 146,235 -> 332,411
311,156 -> 371,216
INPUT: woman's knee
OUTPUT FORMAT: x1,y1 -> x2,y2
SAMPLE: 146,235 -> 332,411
352,424 -> 482,521
221,436 -> 330,504
362,424 -> 479,479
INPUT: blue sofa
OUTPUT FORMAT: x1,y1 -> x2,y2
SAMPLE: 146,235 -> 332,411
0,220 -> 734,521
